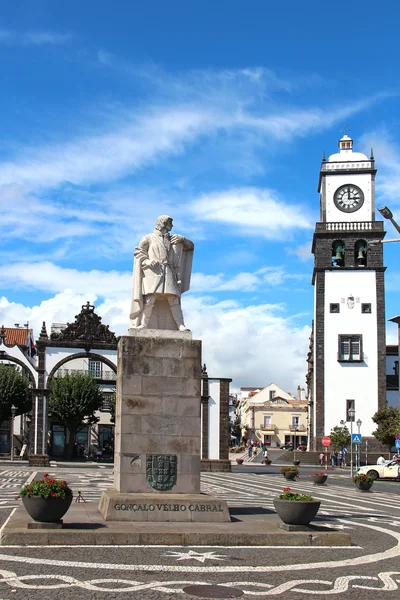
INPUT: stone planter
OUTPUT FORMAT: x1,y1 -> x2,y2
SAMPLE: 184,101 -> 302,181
236,458 -> 244,465
312,474 -> 327,485
355,480 -> 373,492
293,460 -> 300,466
283,471 -> 297,480
22,496 -> 73,523
273,499 -> 321,526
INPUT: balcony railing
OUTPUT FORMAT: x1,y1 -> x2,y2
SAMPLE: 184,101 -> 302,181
260,424 -> 277,431
55,368 -> 116,381
315,221 -> 383,233
288,424 -> 306,432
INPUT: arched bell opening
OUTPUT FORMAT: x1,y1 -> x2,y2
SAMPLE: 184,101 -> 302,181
355,239 -> 367,267
332,240 -> 345,267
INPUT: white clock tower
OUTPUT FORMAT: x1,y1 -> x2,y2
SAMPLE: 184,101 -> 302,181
310,134 -> 386,449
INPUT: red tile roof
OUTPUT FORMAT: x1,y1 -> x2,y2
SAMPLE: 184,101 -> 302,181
3,328 -> 31,346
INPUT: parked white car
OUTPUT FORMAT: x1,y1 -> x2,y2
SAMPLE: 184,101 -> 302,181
356,460 -> 400,481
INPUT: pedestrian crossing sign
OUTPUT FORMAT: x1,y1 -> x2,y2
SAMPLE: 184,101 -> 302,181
352,433 -> 362,444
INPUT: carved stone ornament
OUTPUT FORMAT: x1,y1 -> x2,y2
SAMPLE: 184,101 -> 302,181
50,302 -> 118,344
146,454 -> 177,491
346,295 -> 355,309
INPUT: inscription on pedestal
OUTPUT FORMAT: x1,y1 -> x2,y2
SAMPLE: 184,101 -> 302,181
146,454 -> 177,491
115,503 -> 223,512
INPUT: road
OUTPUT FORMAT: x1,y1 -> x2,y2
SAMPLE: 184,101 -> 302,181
0,464 -> 398,599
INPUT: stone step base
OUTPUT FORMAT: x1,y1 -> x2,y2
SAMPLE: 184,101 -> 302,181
1,503 -> 351,547
201,459 -> 231,472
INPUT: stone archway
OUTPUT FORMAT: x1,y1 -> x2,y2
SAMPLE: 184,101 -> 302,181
47,352 -> 117,384
46,351 -> 117,460
0,354 -> 37,387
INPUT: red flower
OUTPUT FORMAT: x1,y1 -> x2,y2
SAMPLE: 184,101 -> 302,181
43,474 -> 49,478
51,493 -> 56,497
283,487 -> 291,491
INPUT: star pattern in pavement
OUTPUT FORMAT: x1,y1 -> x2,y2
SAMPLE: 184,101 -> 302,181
165,549 -> 227,563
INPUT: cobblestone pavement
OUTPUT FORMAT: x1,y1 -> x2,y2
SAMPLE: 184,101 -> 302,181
0,466 -> 399,598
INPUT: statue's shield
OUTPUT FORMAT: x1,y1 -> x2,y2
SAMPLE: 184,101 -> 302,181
146,454 -> 177,491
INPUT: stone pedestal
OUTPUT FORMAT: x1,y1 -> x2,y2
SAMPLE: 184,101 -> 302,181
99,330 -> 230,522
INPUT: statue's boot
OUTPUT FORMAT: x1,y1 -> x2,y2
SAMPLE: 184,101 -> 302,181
169,300 -> 190,332
136,302 -> 154,329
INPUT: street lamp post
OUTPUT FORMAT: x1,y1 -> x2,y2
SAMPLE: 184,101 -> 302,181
356,418 -> 362,470
10,405 -> 16,462
378,206 -> 400,235
293,425 -> 299,462
348,407 -> 355,477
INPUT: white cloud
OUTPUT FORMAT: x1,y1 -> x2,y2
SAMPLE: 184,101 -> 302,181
0,262 -> 131,299
359,130 -> 400,207
287,242 -> 313,261
189,187 -> 313,237
0,30 -> 72,46
0,290 -> 310,392
0,64 -> 387,191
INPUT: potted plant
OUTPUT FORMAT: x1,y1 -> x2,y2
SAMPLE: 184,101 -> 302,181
293,459 -> 301,466
353,472 -> 374,492
20,474 -> 73,522
273,488 -> 321,526
280,466 -> 299,480
311,471 -> 328,485
236,458 -> 244,465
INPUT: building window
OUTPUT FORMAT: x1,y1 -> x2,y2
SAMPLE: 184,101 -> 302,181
264,415 -> 272,426
89,360 -> 102,378
361,303 -> 372,314
338,335 -> 362,362
292,416 -> 300,427
330,303 -> 340,313
269,390 -> 276,401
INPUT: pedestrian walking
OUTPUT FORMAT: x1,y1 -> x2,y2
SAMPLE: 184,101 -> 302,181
247,439 -> 252,459
337,450 -> 343,467
319,452 -> 324,466
330,451 -> 336,467
342,447 -> 348,467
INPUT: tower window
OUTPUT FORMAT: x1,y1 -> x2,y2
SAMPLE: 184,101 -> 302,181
332,241 -> 345,267
330,303 -> 340,313
361,303 -> 372,314
338,335 -> 363,362
355,240 -> 367,268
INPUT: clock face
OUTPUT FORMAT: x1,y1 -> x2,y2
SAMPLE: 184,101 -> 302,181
334,184 -> 364,213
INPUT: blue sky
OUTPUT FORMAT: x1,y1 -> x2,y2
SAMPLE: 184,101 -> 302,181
1,0 -> 400,392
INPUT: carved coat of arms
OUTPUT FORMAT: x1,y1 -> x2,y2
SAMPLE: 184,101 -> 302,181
146,454 -> 177,491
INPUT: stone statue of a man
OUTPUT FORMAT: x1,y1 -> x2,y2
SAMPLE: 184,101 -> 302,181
129,215 -> 194,331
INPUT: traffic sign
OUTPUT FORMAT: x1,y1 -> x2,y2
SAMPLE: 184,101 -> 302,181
352,433 -> 362,445
322,436 -> 331,447
395,440 -> 400,449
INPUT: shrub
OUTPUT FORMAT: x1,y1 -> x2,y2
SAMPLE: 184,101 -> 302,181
20,474 -> 72,499
277,487 -> 314,501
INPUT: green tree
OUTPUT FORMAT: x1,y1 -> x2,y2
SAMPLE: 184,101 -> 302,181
109,393 -> 116,424
372,407 -> 400,449
0,364 -> 32,422
48,373 -> 103,459
330,424 -> 351,449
